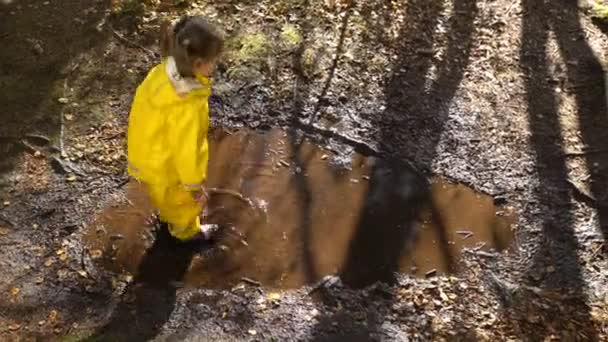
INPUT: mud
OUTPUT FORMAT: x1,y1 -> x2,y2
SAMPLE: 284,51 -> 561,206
2,0 -> 606,339
86,128 -> 515,289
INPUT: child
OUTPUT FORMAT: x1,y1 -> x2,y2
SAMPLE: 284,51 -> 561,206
127,16 -> 223,242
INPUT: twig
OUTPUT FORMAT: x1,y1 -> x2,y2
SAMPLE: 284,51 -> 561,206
19,139 -> 38,153
101,132 -> 125,141
109,25 -> 158,59
60,80 -> 67,156
567,179 -> 597,203
465,249 -> 497,258
565,148 -> 608,157
26,208 -> 56,220
505,0 -> 518,17
456,230 -> 474,239
590,243 -> 604,260
23,134 -> 51,145
241,277 -> 261,287
208,188 -> 257,211
0,213 -> 15,227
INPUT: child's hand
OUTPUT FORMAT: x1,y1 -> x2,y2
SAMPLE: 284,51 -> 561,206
191,186 -> 209,207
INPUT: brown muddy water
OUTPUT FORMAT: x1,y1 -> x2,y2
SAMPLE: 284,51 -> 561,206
85,128 -> 516,289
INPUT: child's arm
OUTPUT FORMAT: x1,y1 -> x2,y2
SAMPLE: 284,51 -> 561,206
167,101 -> 209,192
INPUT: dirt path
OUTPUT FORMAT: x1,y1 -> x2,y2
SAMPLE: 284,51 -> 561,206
1,0 -> 607,340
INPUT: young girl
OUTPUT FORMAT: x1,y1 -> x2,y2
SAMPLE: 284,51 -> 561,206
127,16 -> 223,242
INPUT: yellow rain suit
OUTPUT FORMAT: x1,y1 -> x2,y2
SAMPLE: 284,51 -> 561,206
127,57 -> 211,240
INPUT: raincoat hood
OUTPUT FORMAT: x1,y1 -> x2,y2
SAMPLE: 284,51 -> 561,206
148,57 -> 212,107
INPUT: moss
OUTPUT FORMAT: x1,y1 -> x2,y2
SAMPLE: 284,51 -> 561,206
592,0 -> 608,20
281,24 -> 302,47
226,32 -> 270,64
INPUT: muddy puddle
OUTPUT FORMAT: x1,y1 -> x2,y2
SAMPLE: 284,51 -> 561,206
85,128 -> 515,289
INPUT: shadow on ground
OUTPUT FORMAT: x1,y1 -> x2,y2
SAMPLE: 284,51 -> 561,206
88,227 -> 197,341
0,0 -> 112,187
281,0 -> 479,339
497,0 -> 604,339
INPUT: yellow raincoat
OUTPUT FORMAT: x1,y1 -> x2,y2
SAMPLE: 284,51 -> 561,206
127,57 -> 211,240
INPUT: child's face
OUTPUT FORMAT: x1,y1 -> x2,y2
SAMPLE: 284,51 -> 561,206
193,56 -> 220,78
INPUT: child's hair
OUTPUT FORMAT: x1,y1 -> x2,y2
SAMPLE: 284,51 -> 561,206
160,16 -> 224,77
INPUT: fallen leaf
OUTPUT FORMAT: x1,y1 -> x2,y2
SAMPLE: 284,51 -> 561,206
36,276 -> 44,284
59,254 -> 68,262
3,201 -> 10,206
48,310 -> 58,322
10,287 -> 20,297
64,114 -> 74,121
56,249 -> 65,255
38,320 -> 46,326
90,249 -> 103,259
248,329 -> 257,335
44,257 -> 56,267
77,270 -> 88,278
34,150 -> 42,158
57,269 -> 68,279
57,97 -> 69,104
0,227 -> 9,235
66,175 -> 77,182
8,323 -> 21,331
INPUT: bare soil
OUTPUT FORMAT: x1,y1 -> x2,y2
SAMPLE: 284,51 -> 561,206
1,0 -> 607,341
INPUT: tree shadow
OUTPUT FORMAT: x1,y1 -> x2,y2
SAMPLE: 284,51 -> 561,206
552,2 -> 608,244
305,0 -> 478,339
0,0 -> 112,186
498,0 -> 601,339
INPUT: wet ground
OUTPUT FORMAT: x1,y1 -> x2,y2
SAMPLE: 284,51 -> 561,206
87,128 -> 515,290
1,0 -> 608,340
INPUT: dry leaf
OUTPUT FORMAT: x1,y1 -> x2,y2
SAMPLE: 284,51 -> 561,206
64,114 -> 74,121
44,257 -> 56,267
8,323 -> 21,331
57,97 -> 69,104
66,175 -> 77,182
10,287 -> 20,296
90,249 -> 103,259
49,310 -> 58,322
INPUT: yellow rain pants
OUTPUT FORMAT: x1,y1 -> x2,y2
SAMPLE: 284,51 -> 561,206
127,57 -> 212,241
145,183 -> 203,240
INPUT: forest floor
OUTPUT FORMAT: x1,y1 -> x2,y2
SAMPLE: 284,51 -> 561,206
1,0 -> 608,340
